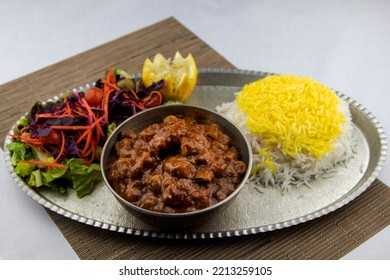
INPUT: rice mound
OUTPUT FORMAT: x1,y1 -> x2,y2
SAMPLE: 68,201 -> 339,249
216,74 -> 355,192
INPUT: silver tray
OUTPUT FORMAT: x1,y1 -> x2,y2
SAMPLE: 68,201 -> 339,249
3,68 -> 387,239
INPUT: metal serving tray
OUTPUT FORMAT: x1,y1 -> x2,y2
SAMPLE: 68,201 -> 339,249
3,68 -> 387,239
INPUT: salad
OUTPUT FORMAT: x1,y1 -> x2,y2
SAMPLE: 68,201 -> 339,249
7,67 -> 166,198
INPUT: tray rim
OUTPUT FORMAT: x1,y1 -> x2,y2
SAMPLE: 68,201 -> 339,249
3,68 -> 388,239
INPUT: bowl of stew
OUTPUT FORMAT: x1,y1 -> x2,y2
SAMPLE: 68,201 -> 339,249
101,104 -> 252,229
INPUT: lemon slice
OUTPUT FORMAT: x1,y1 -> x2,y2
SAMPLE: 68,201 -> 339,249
142,52 -> 198,101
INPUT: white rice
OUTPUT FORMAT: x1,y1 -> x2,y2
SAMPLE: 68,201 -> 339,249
216,96 -> 355,192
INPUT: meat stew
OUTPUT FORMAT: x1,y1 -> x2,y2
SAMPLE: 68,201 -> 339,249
107,114 -> 247,213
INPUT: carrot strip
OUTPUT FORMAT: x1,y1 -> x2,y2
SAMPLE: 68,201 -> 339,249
72,102 -> 89,117
76,129 -> 91,145
79,117 -> 104,160
64,97 -> 73,115
101,79 -> 120,91
76,129 -> 89,145
81,118 -> 101,154
20,136 -> 43,145
76,116 -> 104,144
105,67 -> 118,87
55,131 -> 66,163
95,121 -> 105,142
29,143 -> 50,155
100,67 -> 122,125
107,67 -> 114,82
129,99 -> 145,110
35,113 -> 74,120
102,89 -> 113,125
81,130 -> 92,156
128,87 -> 141,100
81,97 -> 96,123
51,125 -> 91,130
20,126 -> 29,132
17,159 -> 67,169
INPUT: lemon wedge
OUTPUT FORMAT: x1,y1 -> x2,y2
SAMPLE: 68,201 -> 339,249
142,52 -> 198,101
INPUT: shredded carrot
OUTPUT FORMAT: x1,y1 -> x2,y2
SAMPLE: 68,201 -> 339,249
101,79 -> 120,91
102,89 -> 113,125
55,131 -> 66,163
30,143 -> 50,155
17,159 -> 67,169
81,97 -> 96,123
35,113 -> 74,121
81,130 -> 92,157
16,135 -> 43,145
10,66 -> 164,173
76,116 -> 104,144
126,87 -> 140,99
20,126 -> 30,134
95,120 -> 105,143
104,67 -> 119,90
64,97 -> 73,115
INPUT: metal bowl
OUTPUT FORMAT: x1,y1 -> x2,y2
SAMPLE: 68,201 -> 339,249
101,104 -> 252,229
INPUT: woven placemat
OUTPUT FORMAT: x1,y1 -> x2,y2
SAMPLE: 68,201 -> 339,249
1,17 -> 389,259
46,179 -> 390,259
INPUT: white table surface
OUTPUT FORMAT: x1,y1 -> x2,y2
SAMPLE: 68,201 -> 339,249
0,0 -> 389,260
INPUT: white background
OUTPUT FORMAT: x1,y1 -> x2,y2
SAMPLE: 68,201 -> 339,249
0,0 -> 389,259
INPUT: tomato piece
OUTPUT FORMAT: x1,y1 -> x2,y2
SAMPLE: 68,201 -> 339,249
84,87 -> 103,107
43,129 -> 62,145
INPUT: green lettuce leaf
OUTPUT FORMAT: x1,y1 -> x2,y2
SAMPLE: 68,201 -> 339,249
41,164 -> 68,184
107,122 -> 117,137
15,161 -> 36,177
7,141 -> 102,198
67,159 -> 102,198
28,169 -> 43,187
7,141 -> 34,165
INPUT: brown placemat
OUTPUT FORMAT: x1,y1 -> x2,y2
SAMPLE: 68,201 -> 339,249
1,17 -> 389,259
46,179 -> 390,259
